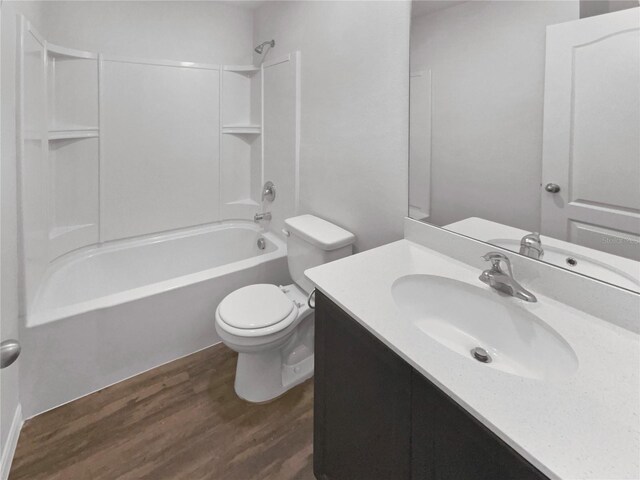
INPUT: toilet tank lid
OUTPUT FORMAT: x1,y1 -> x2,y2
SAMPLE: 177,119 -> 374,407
284,215 -> 356,251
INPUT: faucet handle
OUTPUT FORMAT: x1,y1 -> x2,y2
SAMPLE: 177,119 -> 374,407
262,181 -> 276,202
521,232 -> 541,245
482,251 -> 508,263
482,252 -> 513,275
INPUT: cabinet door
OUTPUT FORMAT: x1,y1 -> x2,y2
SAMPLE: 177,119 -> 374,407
314,292 -> 412,480
411,370 -> 548,480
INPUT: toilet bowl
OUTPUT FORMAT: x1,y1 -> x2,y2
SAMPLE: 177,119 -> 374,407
215,215 -> 355,403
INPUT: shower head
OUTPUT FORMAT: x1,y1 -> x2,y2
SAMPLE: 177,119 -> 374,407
254,40 -> 275,54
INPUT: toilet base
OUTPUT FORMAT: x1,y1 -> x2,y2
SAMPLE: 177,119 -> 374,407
234,352 -> 314,403
234,316 -> 314,403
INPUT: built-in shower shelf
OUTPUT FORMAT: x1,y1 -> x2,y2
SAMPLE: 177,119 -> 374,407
222,125 -> 261,135
47,43 -> 98,60
48,128 -> 99,141
227,198 -> 260,206
223,65 -> 260,76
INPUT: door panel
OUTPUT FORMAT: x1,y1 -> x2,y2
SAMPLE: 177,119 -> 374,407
570,221 -> 640,260
541,8 -> 640,261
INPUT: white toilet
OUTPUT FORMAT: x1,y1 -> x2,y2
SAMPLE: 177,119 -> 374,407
215,214 -> 355,403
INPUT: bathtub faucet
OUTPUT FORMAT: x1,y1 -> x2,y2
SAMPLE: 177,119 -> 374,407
254,212 -> 272,223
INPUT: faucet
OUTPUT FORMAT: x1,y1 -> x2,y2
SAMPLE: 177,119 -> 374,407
479,252 -> 537,302
254,212 -> 272,223
520,232 -> 544,260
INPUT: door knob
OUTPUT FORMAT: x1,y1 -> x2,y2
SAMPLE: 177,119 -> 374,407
544,183 -> 561,193
0,340 -> 21,369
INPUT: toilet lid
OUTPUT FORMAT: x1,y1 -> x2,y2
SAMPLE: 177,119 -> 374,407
218,284 -> 295,330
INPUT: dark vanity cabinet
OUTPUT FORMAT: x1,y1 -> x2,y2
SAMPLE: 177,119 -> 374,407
314,291 -> 548,480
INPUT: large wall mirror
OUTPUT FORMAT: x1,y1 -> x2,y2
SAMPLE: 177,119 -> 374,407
409,0 -> 640,292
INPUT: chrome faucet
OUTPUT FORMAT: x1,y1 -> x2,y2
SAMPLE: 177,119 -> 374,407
479,252 -> 537,302
520,232 -> 544,260
254,212 -> 272,223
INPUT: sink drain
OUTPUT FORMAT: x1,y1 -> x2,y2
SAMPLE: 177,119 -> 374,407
471,347 -> 492,363
566,257 -> 578,267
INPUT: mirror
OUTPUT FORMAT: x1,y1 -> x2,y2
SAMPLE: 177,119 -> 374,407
409,0 -> 640,292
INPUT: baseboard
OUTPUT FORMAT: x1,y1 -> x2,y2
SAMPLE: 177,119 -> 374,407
0,404 -> 23,480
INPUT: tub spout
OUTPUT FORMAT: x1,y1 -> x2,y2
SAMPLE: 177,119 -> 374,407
254,212 -> 272,223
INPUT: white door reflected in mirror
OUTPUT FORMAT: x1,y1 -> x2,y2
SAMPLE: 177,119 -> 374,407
409,2 -> 640,291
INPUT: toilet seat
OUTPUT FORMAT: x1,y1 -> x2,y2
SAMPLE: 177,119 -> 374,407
216,284 -> 299,337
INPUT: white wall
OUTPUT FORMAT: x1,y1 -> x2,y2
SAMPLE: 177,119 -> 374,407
254,1 -> 411,252
410,1 -> 578,230
0,2 -> 45,474
581,0 -> 639,17
38,1 -> 253,65
100,60 -> 221,241
262,53 -> 300,236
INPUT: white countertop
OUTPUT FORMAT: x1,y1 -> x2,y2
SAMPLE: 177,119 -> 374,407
306,239 -> 640,480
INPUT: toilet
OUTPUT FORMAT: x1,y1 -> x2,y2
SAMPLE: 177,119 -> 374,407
215,214 -> 356,403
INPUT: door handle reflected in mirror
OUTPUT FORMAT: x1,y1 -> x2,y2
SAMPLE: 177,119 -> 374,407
544,183 -> 561,193
0,340 -> 21,369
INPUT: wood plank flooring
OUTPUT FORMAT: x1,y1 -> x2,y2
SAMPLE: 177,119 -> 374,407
9,344 -> 314,480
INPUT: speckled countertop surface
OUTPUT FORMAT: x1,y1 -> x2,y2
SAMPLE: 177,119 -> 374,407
305,239 -> 640,480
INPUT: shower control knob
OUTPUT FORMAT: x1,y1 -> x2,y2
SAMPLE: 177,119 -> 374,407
0,340 -> 21,369
544,183 -> 561,193
262,181 -> 276,202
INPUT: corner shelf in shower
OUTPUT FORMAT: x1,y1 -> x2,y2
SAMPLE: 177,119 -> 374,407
222,125 -> 261,135
223,65 -> 260,76
227,198 -> 260,206
48,128 -> 99,141
47,43 -> 98,60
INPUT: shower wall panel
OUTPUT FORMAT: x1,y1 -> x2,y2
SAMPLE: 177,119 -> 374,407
100,59 -> 221,241
262,53 -> 300,235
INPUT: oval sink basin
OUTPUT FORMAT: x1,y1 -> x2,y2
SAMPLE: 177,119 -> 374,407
489,238 -> 640,291
392,275 -> 578,381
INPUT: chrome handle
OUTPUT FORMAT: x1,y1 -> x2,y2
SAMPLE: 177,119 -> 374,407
545,183 -> 561,193
262,181 -> 276,202
481,252 -> 514,276
0,340 -> 21,369
254,212 -> 272,223
482,252 -> 508,264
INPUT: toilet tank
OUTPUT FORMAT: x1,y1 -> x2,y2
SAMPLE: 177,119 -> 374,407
283,215 -> 356,293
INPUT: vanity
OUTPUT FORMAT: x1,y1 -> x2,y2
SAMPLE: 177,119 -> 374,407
306,225 -> 639,480
310,5 -> 639,479
313,290 -> 547,480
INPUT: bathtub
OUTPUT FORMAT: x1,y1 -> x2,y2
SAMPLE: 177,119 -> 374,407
20,221 -> 290,417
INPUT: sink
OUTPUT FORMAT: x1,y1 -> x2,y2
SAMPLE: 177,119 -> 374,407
444,217 -> 639,291
391,274 -> 578,381
489,238 -> 640,291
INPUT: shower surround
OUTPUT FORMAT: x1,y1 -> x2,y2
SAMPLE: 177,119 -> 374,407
16,15 -> 300,418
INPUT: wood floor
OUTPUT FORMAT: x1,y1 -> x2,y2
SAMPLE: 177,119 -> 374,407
9,344 -> 315,480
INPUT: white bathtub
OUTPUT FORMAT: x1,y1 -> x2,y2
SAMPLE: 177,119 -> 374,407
20,222 -> 289,417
